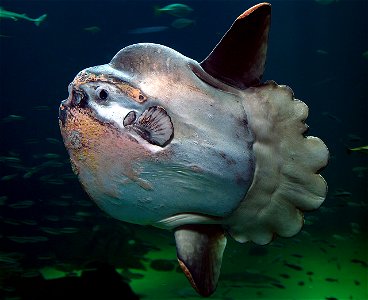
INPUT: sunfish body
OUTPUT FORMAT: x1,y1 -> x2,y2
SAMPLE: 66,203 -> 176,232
0,7 -> 47,26
59,3 -> 328,297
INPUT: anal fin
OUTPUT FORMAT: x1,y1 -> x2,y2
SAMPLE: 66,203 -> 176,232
174,224 -> 227,297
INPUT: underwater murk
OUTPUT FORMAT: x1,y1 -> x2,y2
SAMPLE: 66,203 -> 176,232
0,1 -> 367,300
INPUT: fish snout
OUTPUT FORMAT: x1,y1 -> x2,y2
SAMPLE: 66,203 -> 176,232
70,88 -> 88,108
63,86 -> 89,108
58,101 -> 68,126
59,88 -> 89,125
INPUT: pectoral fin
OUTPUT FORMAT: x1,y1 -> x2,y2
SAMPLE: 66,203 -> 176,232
132,106 -> 174,147
174,225 -> 227,297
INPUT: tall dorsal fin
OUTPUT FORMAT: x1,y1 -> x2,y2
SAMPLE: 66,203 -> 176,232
200,3 -> 271,89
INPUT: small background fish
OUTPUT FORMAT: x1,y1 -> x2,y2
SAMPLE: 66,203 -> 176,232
154,3 -> 193,17
83,26 -> 101,34
128,26 -> 169,34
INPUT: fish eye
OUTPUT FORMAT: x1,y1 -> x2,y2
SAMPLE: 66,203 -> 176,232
96,87 -> 109,100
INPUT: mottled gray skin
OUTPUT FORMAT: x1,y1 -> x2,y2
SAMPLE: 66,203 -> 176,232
60,43 -> 255,226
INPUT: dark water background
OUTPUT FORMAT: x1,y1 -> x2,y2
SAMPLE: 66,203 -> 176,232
0,0 -> 367,299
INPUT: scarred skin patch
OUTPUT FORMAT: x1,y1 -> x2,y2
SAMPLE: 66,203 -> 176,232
59,107 -> 154,190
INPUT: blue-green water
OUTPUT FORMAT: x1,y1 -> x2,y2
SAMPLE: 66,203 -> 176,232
0,1 -> 367,299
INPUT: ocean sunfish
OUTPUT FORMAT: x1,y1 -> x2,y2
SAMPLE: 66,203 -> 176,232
59,3 -> 328,297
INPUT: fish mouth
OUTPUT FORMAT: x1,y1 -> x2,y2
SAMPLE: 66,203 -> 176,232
58,101 -> 68,126
58,87 -> 90,126
70,89 -> 88,108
